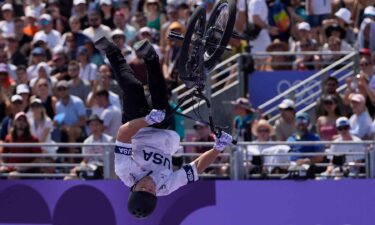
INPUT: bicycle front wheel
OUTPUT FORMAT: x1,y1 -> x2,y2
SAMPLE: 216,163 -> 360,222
204,0 -> 236,70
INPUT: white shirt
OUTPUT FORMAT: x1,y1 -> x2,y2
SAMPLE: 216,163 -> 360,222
83,133 -> 114,163
79,63 -> 98,82
83,25 -> 112,42
28,117 -> 58,154
115,127 -> 199,196
328,135 -> 365,163
248,0 -> 271,58
88,90 -> 121,116
33,30 -> 62,50
237,0 -> 246,12
0,20 -> 14,36
306,0 -> 332,15
100,105 -> 122,137
349,111 -> 373,139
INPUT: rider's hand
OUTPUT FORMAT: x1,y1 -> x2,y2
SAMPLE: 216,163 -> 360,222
145,109 -> 166,125
213,131 -> 233,152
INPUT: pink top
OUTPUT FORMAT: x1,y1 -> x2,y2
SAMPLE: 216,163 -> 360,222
319,124 -> 338,141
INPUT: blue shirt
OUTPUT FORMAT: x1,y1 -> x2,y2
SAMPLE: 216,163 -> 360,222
56,95 -> 86,126
287,132 -> 324,161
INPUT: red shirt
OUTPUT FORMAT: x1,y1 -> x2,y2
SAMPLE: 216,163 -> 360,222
2,134 -> 42,164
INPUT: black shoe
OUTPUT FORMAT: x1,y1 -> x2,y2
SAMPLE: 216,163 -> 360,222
94,37 -> 116,53
133,39 -> 158,61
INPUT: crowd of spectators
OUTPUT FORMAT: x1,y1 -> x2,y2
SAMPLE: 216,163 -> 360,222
0,0 -> 374,180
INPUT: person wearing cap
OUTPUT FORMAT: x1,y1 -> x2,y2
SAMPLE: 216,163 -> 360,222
274,99 -> 296,141
192,121 -> 215,154
111,28 -> 136,62
83,10 -> 111,42
94,37 -> 233,218
0,3 -> 15,36
231,97 -> 256,141
66,60 -> 91,102
15,65 -> 28,85
364,5 -> 375,21
324,117 -> 365,178
287,112 -> 324,164
27,47 -> 47,80
23,8 -> 39,37
357,18 -> 375,52
322,7 -> 355,46
316,95 -> 340,141
76,46 -> 98,86
99,0 -> 115,29
28,97 -> 57,154
55,79 -> 87,146
348,93 -> 374,139
0,95 -> 23,141
29,62 -> 56,89
294,37 -> 321,71
16,84 -> 31,112
24,0 -> 46,18
137,26 -> 163,60
291,22 -> 317,60
0,63 -> 16,98
160,4 -> 180,54
0,111 -> 42,174
113,10 -> 137,45
93,88 -> 122,137
73,0 -> 89,30
33,14 -> 62,50
65,16 -> 90,48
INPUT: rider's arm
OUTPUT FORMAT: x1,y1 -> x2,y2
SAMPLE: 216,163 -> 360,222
192,148 -> 220,174
117,118 -> 148,143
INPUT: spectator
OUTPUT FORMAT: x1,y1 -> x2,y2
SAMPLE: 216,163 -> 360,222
0,3 -> 15,36
5,35 -> 27,67
357,18 -> 375,51
137,26 -> 163,59
264,39 -> 291,71
287,112 -> 324,165
48,1 -> 69,35
15,65 -> 28,85
316,95 -> 340,141
23,9 -> 39,37
83,10 -> 111,42
274,99 -> 296,141
160,4 -> 180,55
77,46 -> 98,86
0,51 -> 17,81
0,63 -> 16,98
31,33 -> 52,60
0,95 -> 23,140
16,84 -> 31,112
27,98 -> 57,155
27,47 -> 47,80
0,112 -> 42,174
65,16 -> 90,48
144,0 -> 166,31
248,0 -> 278,69
50,52 -> 68,80
324,117 -> 365,178
322,8 -> 356,46
83,39 -> 104,67
306,0 -> 332,41
348,93 -> 374,139
73,0 -> 89,30
191,121 -> 215,154
55,80 -> 86,144
321,36 -> 352,62
231,97 -> 256,141
294,38 -> 321,70
67,60 -> 91,102
113,10 -> 137,45
33,77 -> 57,120
24,0 -> 45,18
93,88 -> 122,137
291,22 -> 317,54
63,32 -> 78,60
29,62 -> 57,89
33,14 -> 62,51
14,17 -> 33,55
111,29 -> 136,62
99,0 -> 115,29
316,76 -> 351,118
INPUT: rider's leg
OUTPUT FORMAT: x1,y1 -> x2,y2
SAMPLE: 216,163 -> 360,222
95,37 -> 149,123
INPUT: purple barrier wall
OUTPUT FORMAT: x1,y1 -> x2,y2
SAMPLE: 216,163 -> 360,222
0,180 -> 375,225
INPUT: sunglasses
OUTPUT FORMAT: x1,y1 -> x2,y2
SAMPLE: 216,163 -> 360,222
30,103 -> 42,108
337,126 -> 350,131
257,129 -> 270,133
360,62 -> 370,67
57,87 -> 67,91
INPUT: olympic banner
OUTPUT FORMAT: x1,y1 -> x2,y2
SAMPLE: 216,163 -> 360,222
248,70 -> 348,112
1,180 -> 375,225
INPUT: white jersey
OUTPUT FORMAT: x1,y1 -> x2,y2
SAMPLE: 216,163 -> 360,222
115,127 -> 199,196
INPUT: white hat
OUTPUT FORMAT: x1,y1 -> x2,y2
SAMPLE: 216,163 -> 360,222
335,8 -> 352,24
111,29 -> 125,38
1,3 -> 13,11
11,95 -> 22,103
364,6 -> 375,17
74,0 -> 86,6
16,84 -> 30,95
25,8 -> 36,18
350,93 -> 365,103
139,27 -> 152,35
33,33 -> 48,44
297,22 -> 311,31
278,99 -> 295,109
39,14 -> 52,22
100,0 -> 111,5
336,117 -> 350,128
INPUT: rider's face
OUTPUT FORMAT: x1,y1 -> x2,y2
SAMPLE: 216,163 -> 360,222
133,176 -> 156,195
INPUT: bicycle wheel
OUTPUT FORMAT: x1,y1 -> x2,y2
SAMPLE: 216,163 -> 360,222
204,0 -> 236,70
177,6 -> 206,89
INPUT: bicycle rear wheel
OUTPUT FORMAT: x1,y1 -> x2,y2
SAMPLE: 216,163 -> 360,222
204,0 -> 236,70
177,6 -> 206,89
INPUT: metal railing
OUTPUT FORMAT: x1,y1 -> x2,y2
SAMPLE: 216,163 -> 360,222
0,141 -> 374,180
254,51 -> 358,123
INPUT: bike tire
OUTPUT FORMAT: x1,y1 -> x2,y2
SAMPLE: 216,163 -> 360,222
204,0 -> 237,70
177,6 -> 206,89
